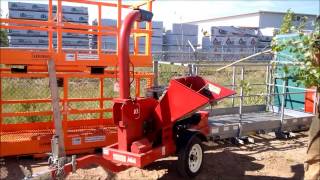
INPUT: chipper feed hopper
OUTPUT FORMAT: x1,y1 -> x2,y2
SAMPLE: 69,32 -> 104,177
42,9 -> 235,179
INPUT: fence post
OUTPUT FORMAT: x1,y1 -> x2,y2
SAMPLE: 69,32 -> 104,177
188,64 -> 193,76
153,60 -> 159,87
232,66 -> 236,107
192,64 -> 198,76
313,88 -> 318,114
280,73 -> 287,131
239,66 -> 244,120
265,65 -> 270,109
221,46 -> 224,61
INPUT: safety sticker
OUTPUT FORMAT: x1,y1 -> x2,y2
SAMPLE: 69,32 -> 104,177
72,137 -> 81,145
113,153 -> 126,162
77,54 -> 99,60
127,157 -> 137,164
85,135 -> 105,143
208,84 -> 221,94
66,53 -> 75,61
211,128 -> 219,134
103,148 -> 109,155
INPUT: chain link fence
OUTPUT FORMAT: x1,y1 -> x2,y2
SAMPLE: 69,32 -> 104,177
153,49 -> 273,62
156,62 -> 270,109
1,73 -> 153,124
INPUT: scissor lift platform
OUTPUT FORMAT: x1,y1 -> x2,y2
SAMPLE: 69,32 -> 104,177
1,121 -> 117,157
208,105 -> 314,140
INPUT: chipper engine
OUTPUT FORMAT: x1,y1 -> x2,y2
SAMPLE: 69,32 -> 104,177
44,8 -> 235,179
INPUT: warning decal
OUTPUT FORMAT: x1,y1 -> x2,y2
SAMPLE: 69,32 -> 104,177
85,135 -> 105,143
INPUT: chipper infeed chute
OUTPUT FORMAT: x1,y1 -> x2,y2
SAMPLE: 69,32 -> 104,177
155,76 -> 236,123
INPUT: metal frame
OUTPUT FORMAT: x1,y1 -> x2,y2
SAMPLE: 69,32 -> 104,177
0,0 -> 156,158
153,61 -> 316,141
0,68 -> 153,157
0,0 -> 154,69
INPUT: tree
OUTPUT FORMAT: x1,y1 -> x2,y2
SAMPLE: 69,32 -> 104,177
0,29 -> 8,47
279,9 -> 294,34
0,9 -> 9,47
272,12 -> 320,180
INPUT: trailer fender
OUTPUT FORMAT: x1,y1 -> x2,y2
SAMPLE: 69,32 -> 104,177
176,130 -> 207,152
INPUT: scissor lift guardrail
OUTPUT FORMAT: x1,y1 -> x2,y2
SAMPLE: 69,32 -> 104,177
0,67 -> 154,157
0,0 -> 154,70
0,0 -> 156,157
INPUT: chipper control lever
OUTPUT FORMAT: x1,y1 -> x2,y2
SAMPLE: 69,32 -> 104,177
119,9 -> 153,99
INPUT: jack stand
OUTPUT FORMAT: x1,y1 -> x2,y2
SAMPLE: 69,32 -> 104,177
231,137 -> 244,145
48,136 -> 66,179
243,137 -> 255,144
71,155 -> 77,173
231,136 -> 255,145
48,59 -> 67,179
275,131 -> 296,139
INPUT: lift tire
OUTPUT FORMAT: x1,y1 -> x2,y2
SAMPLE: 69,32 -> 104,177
177,136 -> 203,178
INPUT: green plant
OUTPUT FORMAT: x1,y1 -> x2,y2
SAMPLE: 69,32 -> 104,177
271,12 -> 320,90
279,9 -> 295,34
0,9 -> 8,47
0,29 -> 8,47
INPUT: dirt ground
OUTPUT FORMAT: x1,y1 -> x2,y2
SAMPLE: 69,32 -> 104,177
0,132 -> 309,180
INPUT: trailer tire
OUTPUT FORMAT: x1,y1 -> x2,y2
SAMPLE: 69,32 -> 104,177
177,136 -> 203,178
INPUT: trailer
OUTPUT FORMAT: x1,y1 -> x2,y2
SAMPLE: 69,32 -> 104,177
154,61 -> 316,143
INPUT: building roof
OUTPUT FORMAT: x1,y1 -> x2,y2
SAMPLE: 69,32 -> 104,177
186,11 -> 317,24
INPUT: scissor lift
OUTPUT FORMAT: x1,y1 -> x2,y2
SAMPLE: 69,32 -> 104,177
0,0 -> 155,157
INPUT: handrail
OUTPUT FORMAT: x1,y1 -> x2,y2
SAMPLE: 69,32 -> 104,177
0,0 -> 154,68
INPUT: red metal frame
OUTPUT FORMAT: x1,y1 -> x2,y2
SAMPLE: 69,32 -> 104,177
53,9 -> 236,175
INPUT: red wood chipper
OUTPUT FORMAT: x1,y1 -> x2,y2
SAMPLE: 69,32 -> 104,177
37,8 -> 235,179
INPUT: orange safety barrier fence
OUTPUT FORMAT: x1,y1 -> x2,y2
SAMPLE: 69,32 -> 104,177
0,0 -> 154,69
0,69 -> 153,157
0,0 -> 155,157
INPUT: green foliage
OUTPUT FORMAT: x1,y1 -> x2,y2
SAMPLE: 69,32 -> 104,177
0,29 -> 8,47
279,9 -> 295,34
272,10 -> 320,89
239,80 -> 265,105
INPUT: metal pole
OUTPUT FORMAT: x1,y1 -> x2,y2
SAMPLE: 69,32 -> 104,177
188,64 -> 193,76
221,46 -> 224,61
153,60 -> 159,87
265,65 -> 270,109
313,88 -> 318,114
280,73 -> 287,130
239,66 -> 244,120
192,64 -> 198,76
268,65 -> 274,111
48,59 -> 65,158
232,66 -> 236,107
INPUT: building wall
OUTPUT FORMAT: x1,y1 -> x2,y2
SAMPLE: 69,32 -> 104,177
193,14 -> 260,43
194,14 -> 260,33
259,12 -> 316,29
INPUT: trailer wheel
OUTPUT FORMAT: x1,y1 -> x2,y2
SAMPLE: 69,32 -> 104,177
177,136 -> 203,177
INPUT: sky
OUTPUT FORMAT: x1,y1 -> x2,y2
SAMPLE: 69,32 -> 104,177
0,0 -> 319,28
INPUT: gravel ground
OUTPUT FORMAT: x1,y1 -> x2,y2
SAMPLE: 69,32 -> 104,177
0,132 -> 309,180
